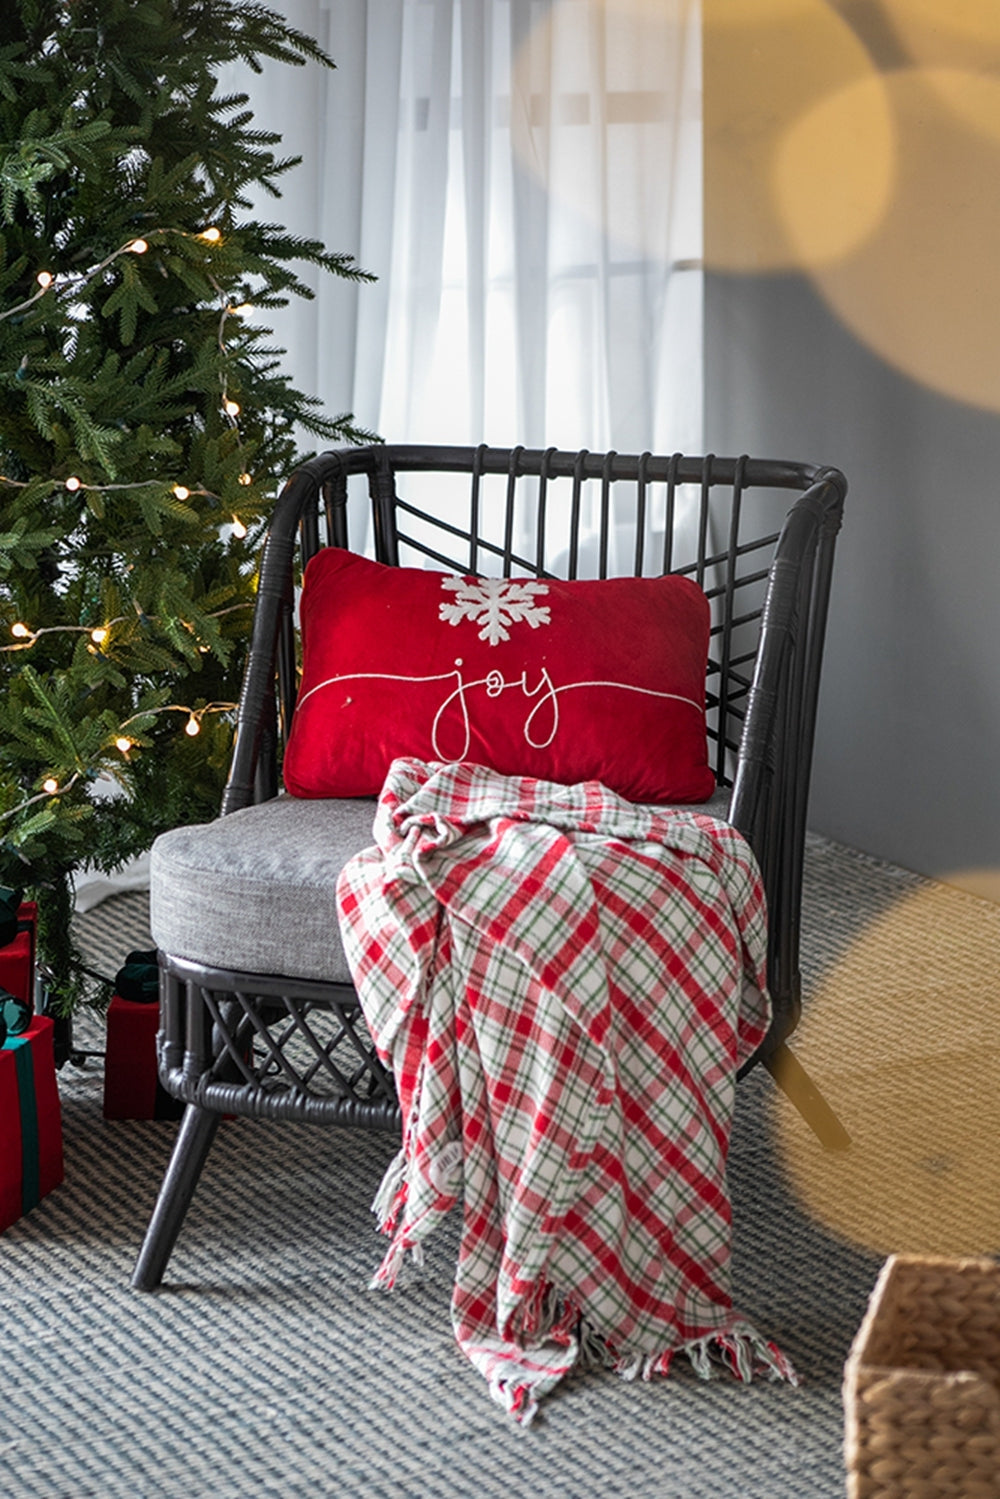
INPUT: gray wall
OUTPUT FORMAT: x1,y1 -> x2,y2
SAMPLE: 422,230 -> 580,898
705,271 -> 1000,881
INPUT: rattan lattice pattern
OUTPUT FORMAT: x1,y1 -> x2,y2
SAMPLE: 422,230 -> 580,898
158,956 -> 400,1129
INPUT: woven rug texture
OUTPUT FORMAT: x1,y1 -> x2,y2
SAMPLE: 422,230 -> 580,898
2,833 -> 998,1498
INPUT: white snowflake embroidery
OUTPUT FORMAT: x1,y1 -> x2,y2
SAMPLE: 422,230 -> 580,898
438,577 -> 551,646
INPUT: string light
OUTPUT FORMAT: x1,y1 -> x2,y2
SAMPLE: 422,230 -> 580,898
114,701 -> 237,744
0,772 -> 83,827
7,219 -> 255,799
3,604 -> 250,655
2,227 -> 232,331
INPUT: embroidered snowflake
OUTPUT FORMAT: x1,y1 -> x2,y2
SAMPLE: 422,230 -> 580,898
439,576 -> 551,646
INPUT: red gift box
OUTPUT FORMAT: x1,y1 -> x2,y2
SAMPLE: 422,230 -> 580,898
0,900 -> 37,1008
103,994 -> 184,1121
0,1015 -> 64,1233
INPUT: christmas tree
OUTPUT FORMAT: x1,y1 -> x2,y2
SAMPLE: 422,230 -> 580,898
0,0 -> 372,1012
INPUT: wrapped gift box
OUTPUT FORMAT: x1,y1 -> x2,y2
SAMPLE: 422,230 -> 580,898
0,900 -> 37,1008
0,1015 -> 64,1233
102,994 -> 184,1121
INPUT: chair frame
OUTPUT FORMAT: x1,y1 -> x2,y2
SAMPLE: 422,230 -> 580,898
133,444 -> 848,1291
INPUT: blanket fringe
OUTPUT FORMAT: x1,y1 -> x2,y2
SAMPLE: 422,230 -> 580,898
609,1320 -> 799,1388
484,1318 -> 796,1428
370,1147 -> 408,1231
505,1279 -> 578,1346
489,1375 -> 540,1428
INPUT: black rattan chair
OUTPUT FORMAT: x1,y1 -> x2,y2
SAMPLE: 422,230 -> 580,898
132,444 -> 848,1292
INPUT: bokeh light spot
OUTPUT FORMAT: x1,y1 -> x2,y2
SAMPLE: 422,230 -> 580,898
776,880 -> 1000,1256
805,68 -> 1000,412
772,74 -> 895,269
703,0 -> 878,271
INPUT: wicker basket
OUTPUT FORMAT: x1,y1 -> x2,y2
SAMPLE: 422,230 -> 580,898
844,1254 -> 1000,1498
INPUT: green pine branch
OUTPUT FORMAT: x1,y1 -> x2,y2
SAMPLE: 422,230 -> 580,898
0,0 -> 376,1009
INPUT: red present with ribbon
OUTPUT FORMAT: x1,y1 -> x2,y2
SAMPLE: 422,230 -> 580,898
0,1015 -> 64,1233
0,900 -> 36,1008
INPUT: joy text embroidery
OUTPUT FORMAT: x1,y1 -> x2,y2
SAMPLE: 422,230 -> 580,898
299,662 -> 700,762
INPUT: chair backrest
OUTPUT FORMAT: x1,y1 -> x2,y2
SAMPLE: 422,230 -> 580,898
224,444 -> 845,1022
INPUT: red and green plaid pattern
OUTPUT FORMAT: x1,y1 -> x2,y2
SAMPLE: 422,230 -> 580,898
337,759 -> 795,1423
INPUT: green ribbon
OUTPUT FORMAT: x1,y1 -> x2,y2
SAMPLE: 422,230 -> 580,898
6,1035 -> 40,1212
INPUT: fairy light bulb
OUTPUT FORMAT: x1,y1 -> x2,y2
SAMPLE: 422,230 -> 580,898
36,271 -> 53,289
90,626 -> 108,645
129,239 -> 148,254
238,472 -> 252,487
200,227 -> 221,243
233,303 -> 253,316
11,622 -> 31,639
42,777 -> 58,794
185,716 -> 201,736
231,516 -> 248,539
172,484 -> 190,500
223,399 -> 240,417
115,736 -> 132,754
65,475 -> 81,491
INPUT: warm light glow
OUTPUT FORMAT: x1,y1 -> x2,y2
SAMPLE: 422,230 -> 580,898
223,399 -> 240,417
232,302 -> 253,316
185,716 -> 201,736
42,778 -> 58,794
11,622 -> 31,639
129,239 -> 148,255
90,626 -> 108,645
200,227 -> 222,243
801,67 -> 1000,411
702,0 -> 878,271
238,472 -> 252,487
65,475 -> 81,491
231,516 -> 248,539
172,484 -> 190,501
777,877 -> 1000,1254
36,271 -> 53,289
115,736 -> 132,754
772,75 -> 895,269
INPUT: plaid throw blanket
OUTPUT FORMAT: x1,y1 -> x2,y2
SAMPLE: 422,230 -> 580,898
336,758 -> 796,1422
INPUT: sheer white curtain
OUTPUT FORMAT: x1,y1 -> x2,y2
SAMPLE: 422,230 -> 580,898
232,0 -> 703,453
77,3 -> 701,906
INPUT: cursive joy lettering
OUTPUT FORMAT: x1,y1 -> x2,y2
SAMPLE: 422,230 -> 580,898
298,663 -> 701,761
433,664 -> 560,759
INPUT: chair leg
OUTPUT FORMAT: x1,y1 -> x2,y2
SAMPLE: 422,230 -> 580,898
764,1042 -> 851,1152
131,1103 -> 223,1290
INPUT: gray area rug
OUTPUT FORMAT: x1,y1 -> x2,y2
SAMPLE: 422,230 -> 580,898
4,834 -> 993,1499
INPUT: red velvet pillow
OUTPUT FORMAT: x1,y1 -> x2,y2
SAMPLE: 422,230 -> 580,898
283,548 -> 716,804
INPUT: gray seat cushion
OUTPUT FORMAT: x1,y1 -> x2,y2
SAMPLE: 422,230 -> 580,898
151,795 -> 379,984
150,786 -> 733,984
